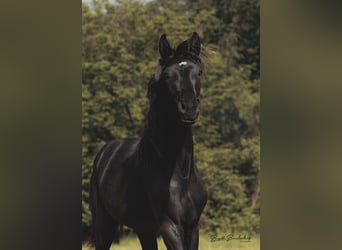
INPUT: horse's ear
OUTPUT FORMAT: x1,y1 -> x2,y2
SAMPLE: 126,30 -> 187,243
188,32 -> 201,56
175,32 -> 201,56
159,34 -> 173,60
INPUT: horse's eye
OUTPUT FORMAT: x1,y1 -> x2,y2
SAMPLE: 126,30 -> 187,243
198,70 -> 203,76
163,74 -> 170,81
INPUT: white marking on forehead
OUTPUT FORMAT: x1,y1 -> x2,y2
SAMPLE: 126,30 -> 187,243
178,61 -> 188,67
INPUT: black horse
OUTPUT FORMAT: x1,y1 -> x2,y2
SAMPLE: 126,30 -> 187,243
89,32 -> 208,250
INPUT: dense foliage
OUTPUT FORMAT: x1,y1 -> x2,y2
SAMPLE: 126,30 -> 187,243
82,0 -> 259,236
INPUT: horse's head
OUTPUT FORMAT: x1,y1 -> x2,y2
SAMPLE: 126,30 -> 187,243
151,32 -> 203,125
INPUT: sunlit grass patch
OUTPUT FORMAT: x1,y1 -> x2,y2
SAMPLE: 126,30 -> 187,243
82,233 -> 260,250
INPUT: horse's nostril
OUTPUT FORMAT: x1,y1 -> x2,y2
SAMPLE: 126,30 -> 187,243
193,98 -> 199,107
181,102 -> 186,111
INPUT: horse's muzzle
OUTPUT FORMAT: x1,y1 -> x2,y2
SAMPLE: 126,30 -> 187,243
178,98 -> 200,124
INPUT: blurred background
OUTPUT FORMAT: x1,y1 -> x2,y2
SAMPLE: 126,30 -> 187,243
82,0 -> 260,241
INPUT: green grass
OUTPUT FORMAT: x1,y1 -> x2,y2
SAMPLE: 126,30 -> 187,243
82,234 -> 260,250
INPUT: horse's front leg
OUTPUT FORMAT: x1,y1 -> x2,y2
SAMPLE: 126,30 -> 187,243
185,224 -> 199,250
160,216 -> 184,250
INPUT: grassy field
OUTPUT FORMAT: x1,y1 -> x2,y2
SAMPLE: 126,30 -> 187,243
82,234 -> 260,250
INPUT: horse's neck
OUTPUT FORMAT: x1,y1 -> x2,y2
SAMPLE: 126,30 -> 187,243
141,105 -> 194,174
